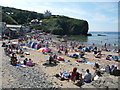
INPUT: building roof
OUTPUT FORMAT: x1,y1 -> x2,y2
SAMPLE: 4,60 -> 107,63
6,24 -> 21,28
9,28 -> 17,31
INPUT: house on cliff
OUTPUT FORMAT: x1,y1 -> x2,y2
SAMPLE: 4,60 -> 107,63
44,10 -> 52,17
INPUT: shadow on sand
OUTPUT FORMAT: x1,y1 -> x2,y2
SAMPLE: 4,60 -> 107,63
42,63 -> 58,67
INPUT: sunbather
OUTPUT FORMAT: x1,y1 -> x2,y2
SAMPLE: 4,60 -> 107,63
106,55 -> 113,60
95,51 -> 102,58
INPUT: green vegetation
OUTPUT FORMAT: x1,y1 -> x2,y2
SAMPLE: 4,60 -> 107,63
1,6 -> 44,24
42,16 -> 89,35
2,12 -> 18,24
1,6 -> 89,35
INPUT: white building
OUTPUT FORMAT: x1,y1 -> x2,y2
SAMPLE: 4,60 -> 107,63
30,19 -> 39,24
44,10 -> 52,17
22,25 -> 30,33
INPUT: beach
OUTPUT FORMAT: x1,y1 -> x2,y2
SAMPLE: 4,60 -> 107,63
1,34 -> 120,89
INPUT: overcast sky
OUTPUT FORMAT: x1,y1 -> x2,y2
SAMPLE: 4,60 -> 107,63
0,0 -> 119,32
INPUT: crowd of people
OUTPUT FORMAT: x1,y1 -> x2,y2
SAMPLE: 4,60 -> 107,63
3,41 -> 35,67
56,67 -> 102,84
2,32 -> 120,87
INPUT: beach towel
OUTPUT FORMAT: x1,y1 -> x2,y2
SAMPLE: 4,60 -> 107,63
24,52 -> 30,55
16,64 -> 26,67
86,61 -> 95,65
57,57 -> 65,61
77,59 -> 86,63
101,58 -> 106,60
56,72 -> 71,80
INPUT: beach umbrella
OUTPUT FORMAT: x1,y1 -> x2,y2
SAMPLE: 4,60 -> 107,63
38,47 -> 51,52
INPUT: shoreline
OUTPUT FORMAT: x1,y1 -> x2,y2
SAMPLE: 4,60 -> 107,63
49,34 -> 118,50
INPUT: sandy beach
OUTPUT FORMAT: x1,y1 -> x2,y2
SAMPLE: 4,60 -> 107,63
1,34 -> 120,89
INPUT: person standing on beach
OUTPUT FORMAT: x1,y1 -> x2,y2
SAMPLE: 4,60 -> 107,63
64,48 -> 68,55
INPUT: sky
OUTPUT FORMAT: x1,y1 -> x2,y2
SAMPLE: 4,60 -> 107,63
0,0 -> 119,32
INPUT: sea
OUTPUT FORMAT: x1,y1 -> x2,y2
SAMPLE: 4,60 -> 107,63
66,32 -> 119,49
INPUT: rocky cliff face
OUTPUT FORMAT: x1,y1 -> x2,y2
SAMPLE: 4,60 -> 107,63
43,16 -> 89,35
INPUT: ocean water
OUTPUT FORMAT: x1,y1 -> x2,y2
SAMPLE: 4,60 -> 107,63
86,32 -> 119,47
65,32 -> 119,48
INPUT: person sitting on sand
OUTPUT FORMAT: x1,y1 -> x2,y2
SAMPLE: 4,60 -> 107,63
110,66 -> 117,75
58,49 -> 62,54
93,63 -> 100,70
49,55 -> 56,64
24,58 -> 28,65
64,49 -> 68,55
26,59 -> 35,66
79,51 -> 85,58
83,69 -> 92,83
2,42 -> 6,47
106,55 -> 113,60
10,53 -> 17,66
53,54 -> 57,60
92,70 -> 102,81
70,67 -> 83,82
95,51 -> 102,58
19,49 -> 24,54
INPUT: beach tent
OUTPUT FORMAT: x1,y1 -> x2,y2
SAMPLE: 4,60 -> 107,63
38,47 -> 51,52
30,42 -> 37,48
111,49 -> 118,53
34,44 -> 41,50
112,56 -> 119,61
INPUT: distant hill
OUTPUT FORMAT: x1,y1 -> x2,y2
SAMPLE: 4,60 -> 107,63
1,6 -> 44,24
1,6 -> 89,35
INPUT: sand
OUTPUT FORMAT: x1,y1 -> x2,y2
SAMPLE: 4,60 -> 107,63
1,35 -> 119,89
